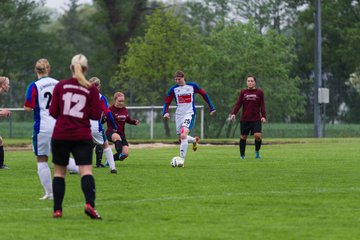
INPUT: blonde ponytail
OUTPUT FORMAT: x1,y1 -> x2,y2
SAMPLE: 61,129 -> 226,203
71,54 -> 91,88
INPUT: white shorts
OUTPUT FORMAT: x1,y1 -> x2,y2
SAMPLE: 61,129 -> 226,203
92,129 -> 106,145
33,130 -> 52,156
175,113 -> 196,135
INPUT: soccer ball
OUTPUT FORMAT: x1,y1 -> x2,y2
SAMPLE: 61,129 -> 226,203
171,156 -> 184,168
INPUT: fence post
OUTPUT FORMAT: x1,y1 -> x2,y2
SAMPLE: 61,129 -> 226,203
201,106 -> 204,139
150,106 -> 154,139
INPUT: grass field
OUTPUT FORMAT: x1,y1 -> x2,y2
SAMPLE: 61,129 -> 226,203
0,138 -> 359,239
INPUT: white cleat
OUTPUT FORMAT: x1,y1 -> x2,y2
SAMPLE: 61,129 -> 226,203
39,193 -> 53,200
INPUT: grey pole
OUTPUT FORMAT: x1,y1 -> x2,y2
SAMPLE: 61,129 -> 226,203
314,0 -> 323,137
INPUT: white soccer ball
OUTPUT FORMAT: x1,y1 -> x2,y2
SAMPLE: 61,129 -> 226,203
171,156 -> 184,168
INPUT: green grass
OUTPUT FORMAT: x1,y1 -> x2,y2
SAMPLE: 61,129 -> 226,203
0,138 -> 359,239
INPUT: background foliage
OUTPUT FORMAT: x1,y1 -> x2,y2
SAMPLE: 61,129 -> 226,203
0,0 -> 359,137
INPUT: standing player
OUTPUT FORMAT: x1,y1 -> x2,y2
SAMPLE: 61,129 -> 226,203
0,76 -> 11,169
105,92 -> 139,162
88,77 -> 117,173
162,70 -> 216,166
230,74 -> 266,159
24,59 -> 78,200
49,54 -> 102,219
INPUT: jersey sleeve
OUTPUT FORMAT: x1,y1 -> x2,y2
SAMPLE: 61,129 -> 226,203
260,90 -> 266,119
49,83 -> 60,119
231,90 -> 243,115
162,86 -> 175,116
192,82 -> 215,112
24,83 -> 37,109
101,95 -> 117,130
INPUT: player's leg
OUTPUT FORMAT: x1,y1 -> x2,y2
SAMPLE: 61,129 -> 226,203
239,121 -> 250,159
35,132 -> 53,199
253,121 -> 263,159
179,127 -> 190,159
51,139 -> 70,218
66,157 -> 79,174
73,140 -> 101,219
0,136 -> 8,169
102,141 -> 117,173
95,144 -> 104,167
118,137 -> 129,160
37,155 -> 53,200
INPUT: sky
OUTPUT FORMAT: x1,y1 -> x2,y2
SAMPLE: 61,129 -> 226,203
40,0 -> 93,10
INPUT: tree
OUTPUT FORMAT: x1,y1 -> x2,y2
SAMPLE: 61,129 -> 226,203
113,9 -> 204,136
0,0 -> 52,108
293,0 -> 360,123
191,22 -> 305,137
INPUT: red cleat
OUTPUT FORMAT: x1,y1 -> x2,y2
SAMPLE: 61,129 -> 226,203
53,210 -> 62,218
84,204 -> 102,220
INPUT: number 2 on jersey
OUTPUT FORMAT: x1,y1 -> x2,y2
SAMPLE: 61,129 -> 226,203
62,92 -> 86,118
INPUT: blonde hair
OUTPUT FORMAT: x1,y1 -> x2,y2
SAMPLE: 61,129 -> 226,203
113,92 -> 125,101
89,77 -> 101,86
35,58 -> 51,75
71,54 -> 91,88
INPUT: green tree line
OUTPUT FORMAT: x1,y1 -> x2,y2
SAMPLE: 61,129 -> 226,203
0,0 -> 359,138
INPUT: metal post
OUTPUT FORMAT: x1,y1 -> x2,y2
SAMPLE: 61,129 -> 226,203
200,106 -> 204,139
150,107 -> 154,139
314,0 -> 323,137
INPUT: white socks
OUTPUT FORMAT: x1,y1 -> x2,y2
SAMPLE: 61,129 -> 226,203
66,157 -> 79,173
187,135 -> 196,143
104,147 -> 116,170
180,138 -> 188,159
37,162 -> 52,195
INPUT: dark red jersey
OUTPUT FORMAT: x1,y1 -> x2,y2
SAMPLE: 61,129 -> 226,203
49,78 -> 102,140
231,88 -> 266,121
106,106 -> 137,137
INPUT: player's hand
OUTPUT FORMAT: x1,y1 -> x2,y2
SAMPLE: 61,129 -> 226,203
163,113 -> 170,120
0,109 -> 11,117
230,114 -> 236,122
261,117 -> 266,123
210,110 -> 216,116
135,120 -> 140,125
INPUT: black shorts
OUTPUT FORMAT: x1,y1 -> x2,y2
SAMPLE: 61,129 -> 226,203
240,121 -> 262,136
51,139 -> 94,166
105,132 -> 129,146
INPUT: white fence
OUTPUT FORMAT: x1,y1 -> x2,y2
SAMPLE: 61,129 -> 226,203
1,106 -> 205,140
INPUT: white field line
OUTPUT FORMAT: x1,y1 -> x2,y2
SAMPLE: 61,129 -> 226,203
1,186 -> 360,213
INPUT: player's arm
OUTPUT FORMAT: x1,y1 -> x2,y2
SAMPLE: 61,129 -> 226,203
162,88 -> 175,119
49,84 -> 60,119
101,96 -> 117,130
260,90 -> 266,123
24,83 -> 37,111
231,90 -> 243,117
193,83 -> 216,115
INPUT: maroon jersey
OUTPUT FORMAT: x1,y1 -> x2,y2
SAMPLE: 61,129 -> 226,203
49,78 -> 102,140
231,88 -> 266,121
106,106 -> 137,136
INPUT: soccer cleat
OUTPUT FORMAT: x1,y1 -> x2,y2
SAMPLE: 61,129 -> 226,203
192,136 -> 199,151
95,163 -> 105,168
110,168 -> 118,174
255,151 -> 261,159
53,210 -> 62,218
84,204 -> 102,220
69,170 -> 78,175
40,193 -> 53,200
240,155 -> 245,160
119,153 -> 128,161
0,165 -> 9,169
